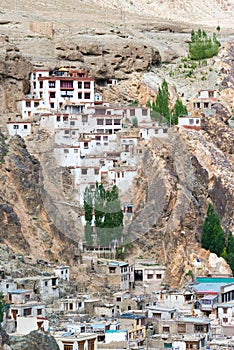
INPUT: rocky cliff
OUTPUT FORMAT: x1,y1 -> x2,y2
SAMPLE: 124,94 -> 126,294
126,115 -> 234,286
9,331 -> 59,350
0,133 -> 77,263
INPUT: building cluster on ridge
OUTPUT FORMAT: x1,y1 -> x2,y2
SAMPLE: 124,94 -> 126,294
2,66 -> 226,350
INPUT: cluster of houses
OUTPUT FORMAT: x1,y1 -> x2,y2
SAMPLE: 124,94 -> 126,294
2,65 -> 226,348
2,257 -> 234,350
6,66 -> 219,208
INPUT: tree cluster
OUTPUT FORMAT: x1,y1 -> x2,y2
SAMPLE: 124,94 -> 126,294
189,29 -> 220,60
83,183 -> 124,247
201,203 -> 234,273
148,79 -> 187,126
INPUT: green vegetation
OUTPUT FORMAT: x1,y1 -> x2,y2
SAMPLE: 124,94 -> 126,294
0,292 -> 6,322
189,29 -> 220,60
201,203 -> 234,273
201,203 -> 225,256
83,183 -> 123,247
132,116 -> 138,127
148,79 -> 187,126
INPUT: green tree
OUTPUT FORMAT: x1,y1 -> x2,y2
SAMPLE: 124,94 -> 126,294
171,98 -> 188,125
0,292 -> 6,322
201,203 -> 225,257
153,79 -> 170,124
132,116 -> 138,128
83,186 -> 93,224
189,29 -> 220,60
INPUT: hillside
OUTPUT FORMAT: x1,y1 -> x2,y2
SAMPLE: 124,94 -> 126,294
0,0 -> 234,287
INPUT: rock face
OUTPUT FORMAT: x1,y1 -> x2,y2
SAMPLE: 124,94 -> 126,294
0,35 -> 32,116
56,35 -> 161,80
127,120 -> 234,286
10,331 -> 59,350
0,133 -> 77,262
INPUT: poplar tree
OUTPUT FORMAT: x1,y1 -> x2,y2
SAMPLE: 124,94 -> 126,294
201,203 -> 225,257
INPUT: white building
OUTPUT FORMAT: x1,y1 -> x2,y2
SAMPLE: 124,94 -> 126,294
54,266 -> 70,281
7,121 -> 32,137
178,116 -> 201,130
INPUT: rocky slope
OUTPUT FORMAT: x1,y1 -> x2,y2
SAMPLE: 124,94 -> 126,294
0,133 -> 77,263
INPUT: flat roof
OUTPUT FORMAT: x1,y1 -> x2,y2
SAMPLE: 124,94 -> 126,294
196,277 -> 234,283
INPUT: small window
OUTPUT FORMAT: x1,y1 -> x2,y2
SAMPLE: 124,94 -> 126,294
57,116 -> 60,122
196,119 -> 200,125
13,125 -> 19,129
81,169 -> 87,175
78,92 -> 82,99
51,102 -> 54,109
156,274 -> 162,279
94,169 -> 99,175
106,119 -> 112,125
189,119 -> 194,125
82,115 -> 88,123
49,81 -> 55,88
70,121 -> 75,126
26,101 -> 31,107
163,326 -> 170,333
84,82 -> 90,89
45,281 -> 48,286
64,149 -> 69,154
78,82 -> 82,89
74,149 -> 78,153
64,130 -> 70,135
84,92 -> 90,99
37,309 -> 42,315
50,92 -> 56,98
97,119 -> 104,125
39,81 -> 43,89
95,136 -> 101,141
24,125 -> 28,129
84,142 -> 89,149
103,136 -> 108,141
147,274 -> 153,279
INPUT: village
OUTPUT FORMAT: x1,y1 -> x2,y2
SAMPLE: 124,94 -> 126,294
1,65 -> 233,350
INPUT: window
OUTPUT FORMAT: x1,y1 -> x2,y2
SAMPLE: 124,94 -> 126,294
78,82 -> 82,89
130,110 -> 135,116
156,274 -> 162,279
103,136 -> 108,141
70,121 -> 75,126
63,116 -> 68,122
34,102 -> 39,107
49,81 -> 55,88
51,102 -> 54,109
116,297 -> 121,302
78,92 -> 82,99
64,149 -> 69,154
37,309 -> 42,315
82,115 -> 88,123
50,91 -> 56,98
44,281 -> 48,286
13,125 -> 19,129
114,119 -> 121,125
84,142 -> 89,149
26,101 -> 31,107
94,169 -> 99,175
96,142 -> 101,146
204,102 -> 209,108
23,308 -> 32,316
163,326 -> 170,333
84,82 -> 90,89
189,119 -> 194,125
72,131 -> 76,135
24,125 -> 28,129
57,116 -> 61,122
64,130 -> 70,135
106,119 -> 112,125
196,119 -> 200,125
147,274 -> 153,280
178,323 -> 186,334
60,81 -> 73,89
142,108 -> 148,116
81,169 -> 87,175
74,149 -> 78,153
95,136 -> 101,141
97,119 -> 104,125
39,81 -> 43,89
84,92 -> 90,99
64,344 -> 73,350
109,267 -> 116,274
194,325 -> 204,332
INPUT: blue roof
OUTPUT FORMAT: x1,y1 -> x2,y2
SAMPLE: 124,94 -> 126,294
180,317 -> 210,324
192,283 -> 226,294
9,289 -> 30,294
109,261 -> 128,267
105,330 -> 128,333
196,277 -> 234,284
120,313 -> 145,319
